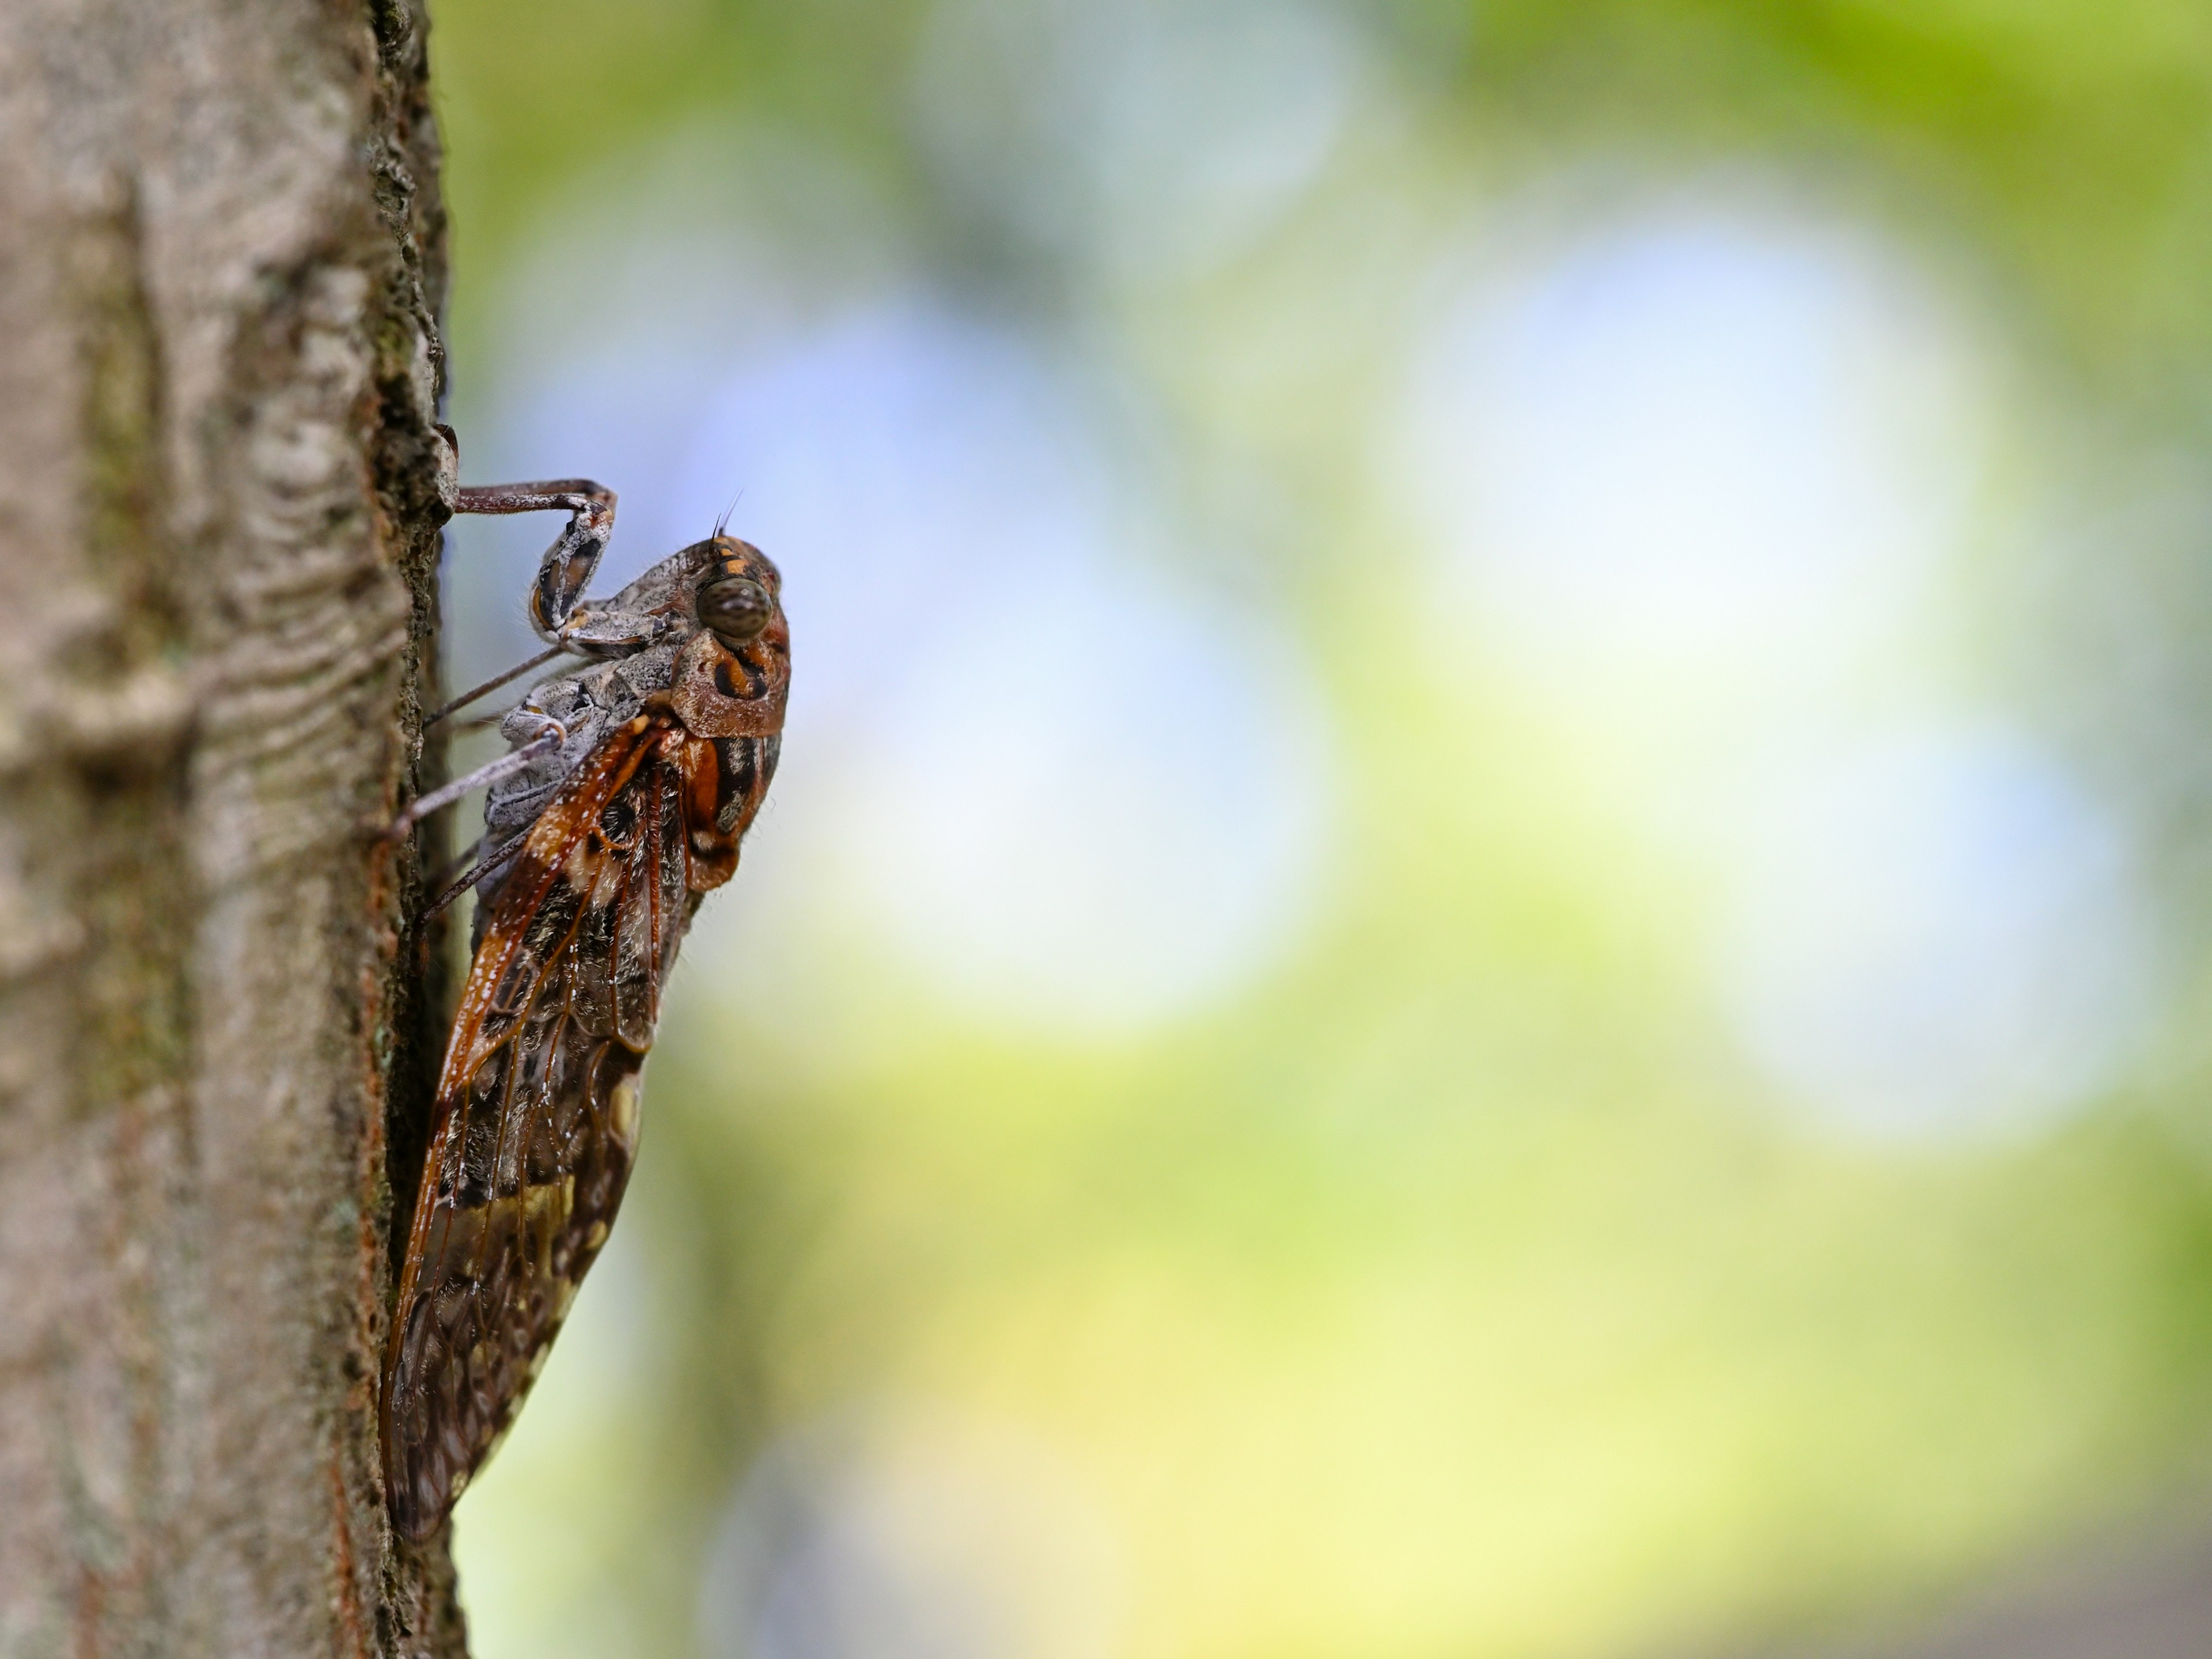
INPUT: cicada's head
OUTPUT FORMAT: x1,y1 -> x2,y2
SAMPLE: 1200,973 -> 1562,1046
689,536 -> 787,657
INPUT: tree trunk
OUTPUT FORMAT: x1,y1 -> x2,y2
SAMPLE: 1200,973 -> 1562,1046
0,0 -> 463,1653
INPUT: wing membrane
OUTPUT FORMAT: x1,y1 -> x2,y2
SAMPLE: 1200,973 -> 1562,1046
382,714 -> 704,1538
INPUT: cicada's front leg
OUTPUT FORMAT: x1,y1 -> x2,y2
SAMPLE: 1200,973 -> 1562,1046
392,468 -> 683,844
453,479 -> 616,641
382,478 -> 621,843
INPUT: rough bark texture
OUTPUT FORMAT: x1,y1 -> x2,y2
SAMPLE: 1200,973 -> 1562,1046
0,0 -> 461,1653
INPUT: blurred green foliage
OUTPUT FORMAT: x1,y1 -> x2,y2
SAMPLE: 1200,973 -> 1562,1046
437,0 -> 2212,388
428,3 -> 2212,1658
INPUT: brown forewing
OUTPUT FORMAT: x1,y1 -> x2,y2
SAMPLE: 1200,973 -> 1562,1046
381,713 -> 724,1539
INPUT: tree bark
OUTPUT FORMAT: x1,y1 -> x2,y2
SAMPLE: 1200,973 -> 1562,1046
0,0 -> 462,1653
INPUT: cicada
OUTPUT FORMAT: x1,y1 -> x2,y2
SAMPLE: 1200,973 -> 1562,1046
382,477 -> 789,1540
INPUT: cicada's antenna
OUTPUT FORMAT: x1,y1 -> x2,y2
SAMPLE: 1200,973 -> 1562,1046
713,489 -> 744,540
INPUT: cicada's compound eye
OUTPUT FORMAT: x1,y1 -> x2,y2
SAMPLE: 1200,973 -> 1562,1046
696,576 -> 771,648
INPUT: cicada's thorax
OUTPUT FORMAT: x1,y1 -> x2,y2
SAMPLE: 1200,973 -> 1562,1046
471,536 -> 787,929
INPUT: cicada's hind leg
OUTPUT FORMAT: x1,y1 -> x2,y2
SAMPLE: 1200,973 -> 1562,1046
453,479 -> 618,640
387,713 -> 567,838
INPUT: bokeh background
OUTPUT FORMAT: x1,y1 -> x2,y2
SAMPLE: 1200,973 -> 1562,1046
426,3 -> 2212,1656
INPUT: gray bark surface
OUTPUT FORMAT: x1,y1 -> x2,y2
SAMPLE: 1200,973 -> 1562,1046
0,0 -> 462,1653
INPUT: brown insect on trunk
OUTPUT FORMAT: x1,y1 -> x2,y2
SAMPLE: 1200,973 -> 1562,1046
380,495 -> 790,1540
0,0 -> 468,1652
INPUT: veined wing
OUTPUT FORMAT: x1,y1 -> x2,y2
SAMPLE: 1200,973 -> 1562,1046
381,713 -> 702,1539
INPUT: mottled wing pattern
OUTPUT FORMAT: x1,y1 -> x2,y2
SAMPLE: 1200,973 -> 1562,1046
382,713 -> 705,1539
